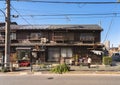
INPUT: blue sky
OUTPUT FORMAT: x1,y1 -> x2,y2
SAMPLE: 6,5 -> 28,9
0,0 -> 120,47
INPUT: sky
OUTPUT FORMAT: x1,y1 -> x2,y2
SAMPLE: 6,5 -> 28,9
0,0 -> 120,47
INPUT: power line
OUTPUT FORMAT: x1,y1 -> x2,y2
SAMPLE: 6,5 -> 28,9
1,13 -> 119,17
11,5 -> 31,25
20,1 -> 120,4
1,0 -> 120,4
1,13 -> 119,20
11,15 -> 120,21
11,13 -> 120,17
103,16 -> 116,43
10,1 -> 120,4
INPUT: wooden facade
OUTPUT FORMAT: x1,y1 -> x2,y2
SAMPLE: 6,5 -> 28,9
0,23 -> 103,64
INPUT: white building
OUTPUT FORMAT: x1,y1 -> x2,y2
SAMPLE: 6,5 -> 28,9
104,41 -> 110,50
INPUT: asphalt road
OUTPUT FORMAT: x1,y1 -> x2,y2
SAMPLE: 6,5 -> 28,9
0,74 -> 120,85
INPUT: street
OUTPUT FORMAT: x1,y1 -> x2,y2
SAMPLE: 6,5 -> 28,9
0,74 -> 120,85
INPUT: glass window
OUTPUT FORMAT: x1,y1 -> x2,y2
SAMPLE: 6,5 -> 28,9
30,33 -> 41,39
48,48 -> 60,61
0,32 -> 5,39
17,50 -> 30,60
0,52 -> 3,64
10,32 -> 16,40
61,48 -> 72,57
80,33 -> 94,41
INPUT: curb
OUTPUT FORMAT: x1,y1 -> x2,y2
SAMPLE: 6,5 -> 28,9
1,71 -> 120,76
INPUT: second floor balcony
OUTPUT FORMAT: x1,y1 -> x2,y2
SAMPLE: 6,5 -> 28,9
80,36 -> 95,43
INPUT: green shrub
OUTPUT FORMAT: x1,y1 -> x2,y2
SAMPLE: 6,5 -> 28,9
51,63 -> 70,74
0,67 -> 9,72
102,56 -> 112,65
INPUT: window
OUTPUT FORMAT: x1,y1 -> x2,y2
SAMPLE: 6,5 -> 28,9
80,33 -> 94,41
0,32 -> 5,39
48,48 -> 60,61
17,49 -> 31,60
10,32 -> 16,40
30,33 -> 41,39
61,48 -> 72,57
0,32 -> 5,43
0,52 -> 3,64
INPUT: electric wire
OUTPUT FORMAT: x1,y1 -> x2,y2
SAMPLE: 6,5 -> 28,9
102,3 -> 119,44
11,5 -> 32,25
1,0 -> 120,4
103,15 -> 116,44
1,12 -> 119,17
1,0 -> 119,46
10,13 -> 120,17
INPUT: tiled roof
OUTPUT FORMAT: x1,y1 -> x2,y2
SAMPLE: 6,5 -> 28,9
0,24 -> 103,31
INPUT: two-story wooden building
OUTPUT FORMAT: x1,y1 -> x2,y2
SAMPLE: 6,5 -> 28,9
0,23 -> 103,64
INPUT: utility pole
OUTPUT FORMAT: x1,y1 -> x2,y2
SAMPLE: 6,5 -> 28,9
4,0 -> 11,70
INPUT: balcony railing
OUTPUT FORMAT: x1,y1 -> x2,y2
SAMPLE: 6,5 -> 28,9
80,37 -> 94,41
52,36 -> 64,42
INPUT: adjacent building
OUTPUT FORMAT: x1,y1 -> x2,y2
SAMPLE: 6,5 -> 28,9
0,23 -> 103,64
104,41 -> 110,51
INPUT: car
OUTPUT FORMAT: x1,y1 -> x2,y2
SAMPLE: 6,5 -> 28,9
18,60 -> 30,67
112,52 -> 120,62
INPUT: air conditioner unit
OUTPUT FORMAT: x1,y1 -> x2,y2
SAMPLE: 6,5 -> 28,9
41,38 -> 47,43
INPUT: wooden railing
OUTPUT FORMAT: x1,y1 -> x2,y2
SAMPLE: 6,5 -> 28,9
52,36 -> 64,42
80,37 -> 94,41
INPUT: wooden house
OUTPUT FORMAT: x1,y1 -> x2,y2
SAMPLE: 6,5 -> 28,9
0,23 -> 103,64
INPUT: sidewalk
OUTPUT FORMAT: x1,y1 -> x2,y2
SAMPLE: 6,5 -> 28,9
1,65 -> 120,75
70,65 -> 120,71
